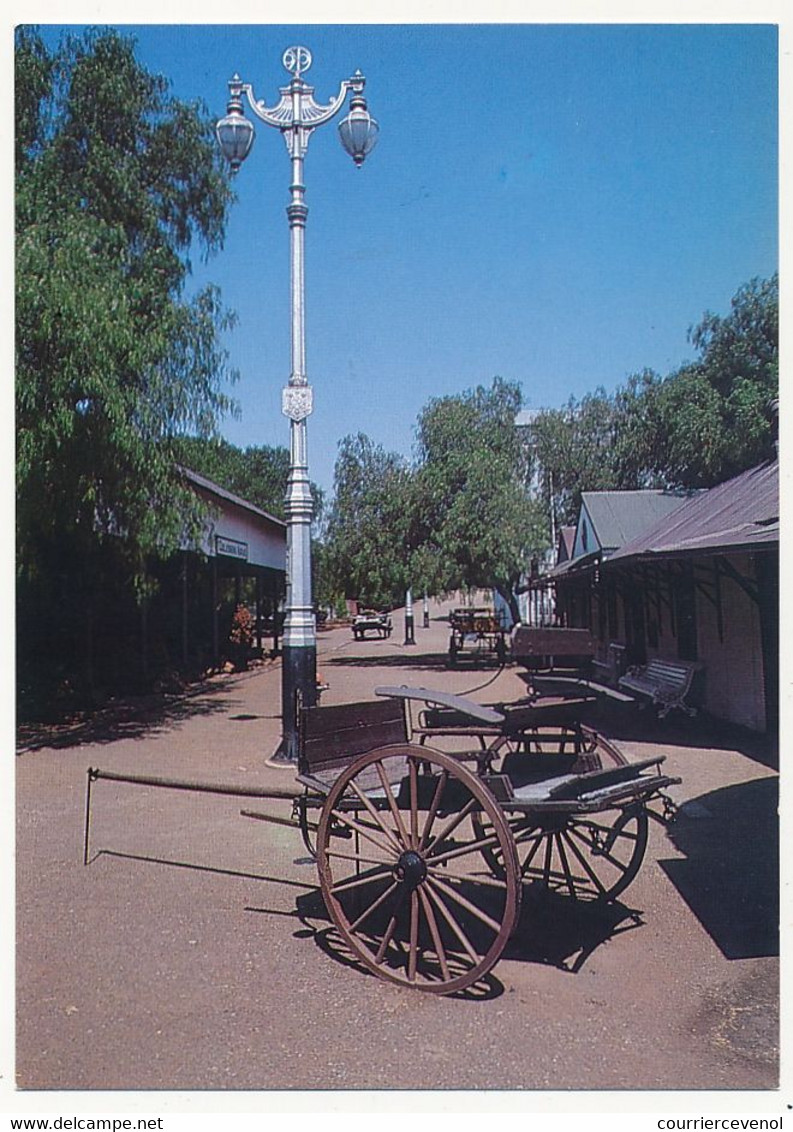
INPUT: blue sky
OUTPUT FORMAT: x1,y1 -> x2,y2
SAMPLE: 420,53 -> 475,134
35,22 -> 779,497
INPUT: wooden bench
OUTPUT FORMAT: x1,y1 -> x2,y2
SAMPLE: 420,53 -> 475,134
618,658 -> 701,718
592,641 -> 628,687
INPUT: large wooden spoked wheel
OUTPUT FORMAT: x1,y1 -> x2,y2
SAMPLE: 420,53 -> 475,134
473,802 -> 648,903
316,744 -> 521,994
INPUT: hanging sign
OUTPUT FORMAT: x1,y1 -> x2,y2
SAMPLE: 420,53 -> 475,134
216,535 -> 249,561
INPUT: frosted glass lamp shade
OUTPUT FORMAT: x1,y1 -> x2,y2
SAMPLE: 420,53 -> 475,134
216,108 -> 254,172
338,97 -> 379,167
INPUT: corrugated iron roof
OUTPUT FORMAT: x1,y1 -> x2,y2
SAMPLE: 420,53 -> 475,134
581,489 -> 695,552
607,460 -> 778,563
548,550 -> 599,579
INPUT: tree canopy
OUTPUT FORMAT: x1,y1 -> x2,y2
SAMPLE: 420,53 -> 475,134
663,274 -> 778,484
322,380 -> 549,618
529,274 -> 778,524
16,26 -> 237,572
411,378 -> 547,620
173,436 -> 325,524
529,388 -> 624,527
322,434 -> 412,610
16,26 -> 242,711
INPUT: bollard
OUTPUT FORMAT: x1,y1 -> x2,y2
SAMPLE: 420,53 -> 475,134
404,588 -> 416,645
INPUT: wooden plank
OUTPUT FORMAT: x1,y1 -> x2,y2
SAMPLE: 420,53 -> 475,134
511,626 -> 595,657
540,755 -> 664,800
300,698 -> 407,774
375,685 -> 505,724
510,773 -> 679,811
303,697 -> 404,739
415,708 -> 501,736
501,701 -> 589,730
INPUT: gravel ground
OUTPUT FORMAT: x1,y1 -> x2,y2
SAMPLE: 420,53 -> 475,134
11,598 -> 783,1108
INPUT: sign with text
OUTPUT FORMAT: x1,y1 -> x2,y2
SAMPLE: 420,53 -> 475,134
215,535 -> 249,561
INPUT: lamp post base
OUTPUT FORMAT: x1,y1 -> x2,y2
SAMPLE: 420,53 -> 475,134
270,642 -> 317,765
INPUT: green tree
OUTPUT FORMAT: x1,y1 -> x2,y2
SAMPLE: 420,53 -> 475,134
666,274 -> 778,485
610,369 -> 668,490
323,434 -> 412,609
691,275 -> 778,398
530,388 -> 625,526
411,377 -> 548,622
16,27 -> 237,706
622,276 -> 779,488
530,275 -> 779,508
17,27 -> 237,568
173,436 -> 325,524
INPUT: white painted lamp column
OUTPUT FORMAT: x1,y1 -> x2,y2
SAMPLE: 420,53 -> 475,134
216,46 -> 378,760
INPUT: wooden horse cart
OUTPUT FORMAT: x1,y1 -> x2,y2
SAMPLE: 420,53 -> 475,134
447,608 -> 509,666
84,686 -> 679,995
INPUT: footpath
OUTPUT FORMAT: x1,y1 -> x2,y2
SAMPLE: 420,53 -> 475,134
12,598 -> 780,1097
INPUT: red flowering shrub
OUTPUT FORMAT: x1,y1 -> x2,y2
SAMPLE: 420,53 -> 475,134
228,604 -> 254,669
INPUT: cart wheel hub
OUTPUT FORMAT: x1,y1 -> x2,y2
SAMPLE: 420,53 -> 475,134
396,850 -> 427,889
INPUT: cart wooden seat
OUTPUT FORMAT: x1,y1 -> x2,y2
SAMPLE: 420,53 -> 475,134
376,684 -> 604,764
506,756 -> 677,810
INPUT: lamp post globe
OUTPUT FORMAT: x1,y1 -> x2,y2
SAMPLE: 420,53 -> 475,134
216,48 -> 377,762
215,77 -> 255,172
338,88 -> 380,166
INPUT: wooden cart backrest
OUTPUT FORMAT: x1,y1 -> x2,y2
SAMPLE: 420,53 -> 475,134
298,697 -> 407,780
511,627 -> 595,658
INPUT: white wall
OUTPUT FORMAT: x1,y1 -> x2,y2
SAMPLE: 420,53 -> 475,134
194,496 -> 286,572
695,553 -> 766,731
633,554 -> 766,731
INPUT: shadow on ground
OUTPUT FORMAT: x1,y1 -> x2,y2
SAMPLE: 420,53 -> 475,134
659,776 -> 779,960
16,676 -> 248,754
509,669 -> 778,770
90,849 -> 316,893
581,695 -> 775,771
503,889 -> 644,972
326,650 -> 505,673
291,885 -> 506,999
289,879 -> 643,995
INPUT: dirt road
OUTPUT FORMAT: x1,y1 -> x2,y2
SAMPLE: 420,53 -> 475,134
14,599 -> 780,1098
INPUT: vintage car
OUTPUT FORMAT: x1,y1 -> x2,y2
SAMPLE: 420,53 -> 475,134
351,609 -> 393,640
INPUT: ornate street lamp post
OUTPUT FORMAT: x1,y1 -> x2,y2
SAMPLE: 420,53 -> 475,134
216,45 -> 378,761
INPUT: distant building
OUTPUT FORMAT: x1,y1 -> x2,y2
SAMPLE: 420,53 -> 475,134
548,463 -> 778,733
549,489 -> 695,651
178,468 -> 287,665
556,526 -> 576,565
572,489 -> 696,562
